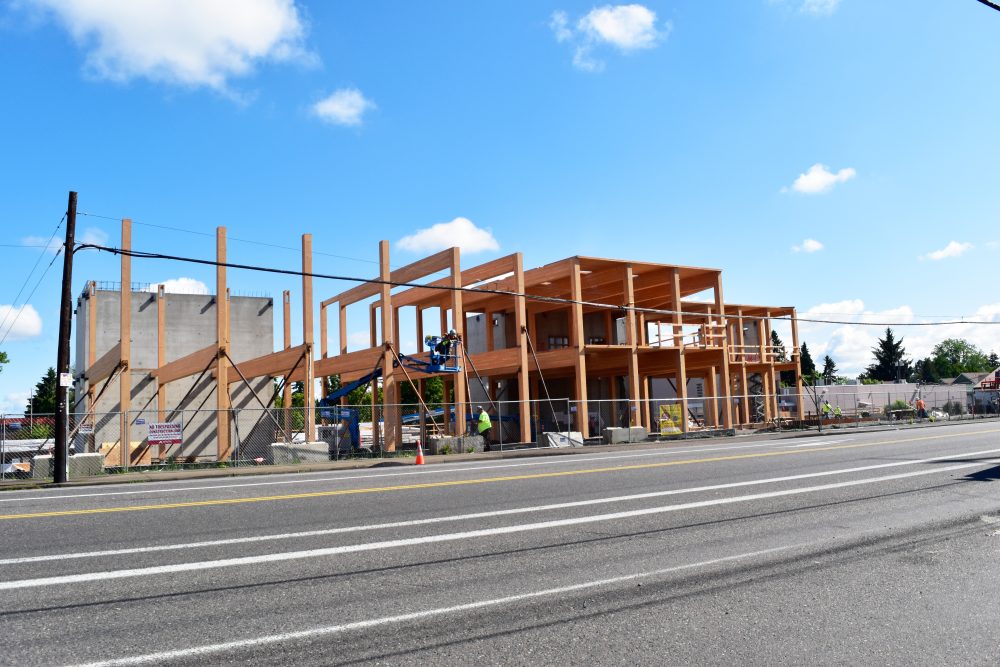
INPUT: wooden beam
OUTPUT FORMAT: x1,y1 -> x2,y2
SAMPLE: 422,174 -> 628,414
119,218 -> 132,468
87,281 -> 96,416
302,234 -> 316,442
450,247 -> 467,437
216,226 -> 231,461
791,307 -> 805,421
87,342 -> 122,386
151,343 -> 218,386
331,248 -> 455,308
514,253 -> 531,443
624,265 -> 641,427
571,259 -> 588,437
714,273 -> 733,429
380,241 -> 397,451
283,289 -> 292,439
227,344 -> 308,385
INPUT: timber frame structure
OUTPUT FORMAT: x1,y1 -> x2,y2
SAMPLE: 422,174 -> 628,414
318,241 -> 805,451
76,226 -> 804,461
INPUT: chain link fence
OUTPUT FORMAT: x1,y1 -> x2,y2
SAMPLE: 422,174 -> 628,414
3,386 -> 998,484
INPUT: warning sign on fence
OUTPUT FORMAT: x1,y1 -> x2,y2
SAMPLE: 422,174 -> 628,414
658,404 -> 683,435
148,422 -> 183,445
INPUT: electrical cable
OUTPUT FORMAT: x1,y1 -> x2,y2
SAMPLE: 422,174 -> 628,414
0,245 -> 64,347
0,215 -> 64,340
72,242 -> 1000,328
975,0 -> 1000,12
79,212 -> 379,265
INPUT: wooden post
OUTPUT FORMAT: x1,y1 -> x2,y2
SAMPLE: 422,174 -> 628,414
570,260 -> 589,437
216,227 -> 230,461
706,366 -> 718,427
450,248 -> 467,437
283,290 -> 292,441
302,234 -> 316,443
320,300 -> 328,401
514,253 -> 531,443
791,308 -> 805,421
379,241 -> 397,451
671,269 -> 688,433
119,218 -> 132,468
737,307 -> 750,426
714,274 -> 733,429
87,281 -> 97,435
624,266 -> 641,426
440,308 -> 451,435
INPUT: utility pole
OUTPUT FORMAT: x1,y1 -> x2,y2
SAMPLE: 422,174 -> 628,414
54,191 -> 77,484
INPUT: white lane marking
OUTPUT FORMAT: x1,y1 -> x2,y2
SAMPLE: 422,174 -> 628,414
786,439 -> 846,448
64,545 -> 796,667
4,456 -> 995,591
0,438 -> 833,503
4,446 -> 996,567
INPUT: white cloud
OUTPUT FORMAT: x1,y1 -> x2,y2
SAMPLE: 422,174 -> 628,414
792,238 -> 824,253
23,226 -> 107,253
800,0 -> 841,16
550,11 -> 572,42
920,241 -> 973,261
27,0 -> 311,91
22,235 -> 63,254
397,217 -> 499,254
786,163 -> 856,194
0,304 -> 43,340
146,278 -> 210,295
311,88 -> 375,127
551,4 -> 669,72
579,4 -> 663,50
0,391 -> 30,415
79,227 -> 109,246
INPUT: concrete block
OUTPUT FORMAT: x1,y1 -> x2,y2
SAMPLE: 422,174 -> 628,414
540,431 -> 584,448
32,453 -> 105,479
602,426 -> 648,444
270,441 -> 331,465
427,435 -> 484,455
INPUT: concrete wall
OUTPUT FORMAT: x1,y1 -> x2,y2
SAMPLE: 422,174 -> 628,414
73,288 -> 274,460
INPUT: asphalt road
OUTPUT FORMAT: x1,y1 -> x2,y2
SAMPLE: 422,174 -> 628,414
3,421 -> 1000,666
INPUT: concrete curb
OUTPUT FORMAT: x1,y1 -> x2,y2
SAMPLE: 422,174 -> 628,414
1,416 -> 993,492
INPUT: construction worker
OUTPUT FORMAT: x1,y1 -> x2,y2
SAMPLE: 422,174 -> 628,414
915,397 -> 927,419
477,406 -> 492,451
821,400 -> 832,419
833,405 -> 842,419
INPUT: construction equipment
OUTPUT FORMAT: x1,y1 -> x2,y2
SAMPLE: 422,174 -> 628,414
317,335 -> 462,456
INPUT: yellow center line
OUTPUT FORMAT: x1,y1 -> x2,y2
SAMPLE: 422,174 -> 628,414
3,427 -> 997,521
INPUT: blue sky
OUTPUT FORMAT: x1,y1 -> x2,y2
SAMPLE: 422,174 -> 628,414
2,0 -> 999,412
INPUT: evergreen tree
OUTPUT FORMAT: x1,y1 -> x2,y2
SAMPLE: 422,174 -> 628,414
821,355 -> 838,384
800,342 -> 816,379
990,351 -> 1000,369
860,328 -> 911,382
27,367 -> 58,414
770,331 -> 787,362
0,350 -> 8,374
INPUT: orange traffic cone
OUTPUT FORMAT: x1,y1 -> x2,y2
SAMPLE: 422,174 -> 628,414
415,442 -> 425,465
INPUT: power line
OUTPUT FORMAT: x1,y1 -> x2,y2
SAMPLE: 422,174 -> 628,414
0,245 -> 63,347
0,214 -> 65,343
73,242 -> 1000,328
78,212 -> 380,265
976,0 -> 1000,12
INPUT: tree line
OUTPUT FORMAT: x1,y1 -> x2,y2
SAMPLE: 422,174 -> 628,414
771,328 -> 999,386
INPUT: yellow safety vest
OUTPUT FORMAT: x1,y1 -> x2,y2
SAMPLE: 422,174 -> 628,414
478,411 -> 492,433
